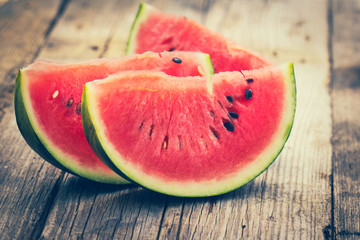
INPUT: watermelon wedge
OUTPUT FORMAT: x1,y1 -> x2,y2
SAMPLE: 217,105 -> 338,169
14,51 -> 213,184
126,3 -> 272,72
82,63 -> 296,196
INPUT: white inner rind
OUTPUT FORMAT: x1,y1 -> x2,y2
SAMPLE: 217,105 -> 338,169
85,63 -> 296,197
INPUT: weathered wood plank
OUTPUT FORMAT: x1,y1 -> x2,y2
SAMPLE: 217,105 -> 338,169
36,0 -> 134,61
0,0 -> 65,120
41,174 -> 166,239
156,0 -> 333,239
0,112 -> 64,240
331,0 -> 360,239
0,0 -> 67,239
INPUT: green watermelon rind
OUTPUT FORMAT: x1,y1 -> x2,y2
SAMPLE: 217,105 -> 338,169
81,87 -> 134,183
82,63 -> 296,197
14,70 -> 70,172
234,63 -> 296,189
14,69 -> 129,185
126,2 -> 153,55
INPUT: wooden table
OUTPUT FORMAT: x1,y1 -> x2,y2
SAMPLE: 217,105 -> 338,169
0,0 -> 359,239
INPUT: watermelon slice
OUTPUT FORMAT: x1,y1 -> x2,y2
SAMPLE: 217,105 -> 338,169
82,63 -> 296,196
126,3 -> 272,72
14,51 -> 213,184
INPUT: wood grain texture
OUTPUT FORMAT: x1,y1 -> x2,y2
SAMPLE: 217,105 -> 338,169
0,0 -> 64,120
37,0 -> 120,61
0,111 -> 64,240
41,175 -> 167,239
0,0 -> 351,239
331,0 -> 360,239
0,0 -> 66,239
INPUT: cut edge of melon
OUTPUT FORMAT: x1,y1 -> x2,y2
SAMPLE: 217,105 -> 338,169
126,2 -> 154,55
197,52 -> 214,94
83,64 -> 296,197
81,86 -> 133,182
15,69 -> 129,185
14,70 -> 70,172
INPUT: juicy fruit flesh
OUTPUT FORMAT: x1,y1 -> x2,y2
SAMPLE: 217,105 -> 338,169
128,3 -> 271,72
19,51 -> 212,184
27,69 -> 97,167
84,65 -> 292,187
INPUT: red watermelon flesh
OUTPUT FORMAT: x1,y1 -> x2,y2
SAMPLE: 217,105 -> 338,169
127,3 -> 272,72
82,63 -> 296,196
14,51 -> 213,184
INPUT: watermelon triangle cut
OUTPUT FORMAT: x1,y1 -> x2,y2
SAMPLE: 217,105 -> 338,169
82,64 -> 296,196
126,3 -> 272,72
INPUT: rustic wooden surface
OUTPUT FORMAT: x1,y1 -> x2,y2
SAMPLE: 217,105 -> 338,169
332,0 -> 360,239
0,0 -> 358,239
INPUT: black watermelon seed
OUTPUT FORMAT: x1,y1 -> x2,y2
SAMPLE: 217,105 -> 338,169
172,57 -> 182,63
245,89 -> 252,100
218,101 -> 224,108
168,47 -> 175,52
76,103 -> 81,114
66,98 -> 73,107
210,127 -> 219,139
229,112 -> 239,119
246,78 -> 254,83
210,110 -> 214,117
149,125 -> 154,138
226,96 -> 233,103
224,122 -> 235,132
